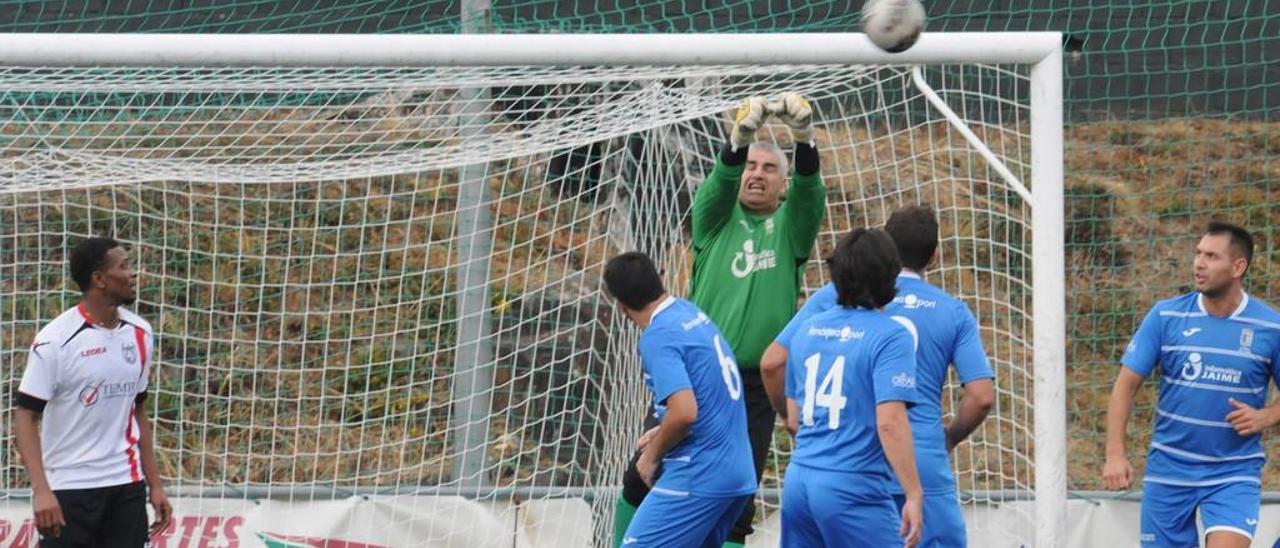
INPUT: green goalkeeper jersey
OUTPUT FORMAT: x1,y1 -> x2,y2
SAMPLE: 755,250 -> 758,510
688,150 -> 826,369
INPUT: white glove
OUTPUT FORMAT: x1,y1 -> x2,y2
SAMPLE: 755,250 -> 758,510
730,96 -> 769,151
773,92 -> 815,146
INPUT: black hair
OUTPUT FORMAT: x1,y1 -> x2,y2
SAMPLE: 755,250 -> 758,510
884,205 -> 939,272
828,228 -> 901,309
1205,221 -> 1254,274
69,237 -> 120,293
603,251 -> 666,311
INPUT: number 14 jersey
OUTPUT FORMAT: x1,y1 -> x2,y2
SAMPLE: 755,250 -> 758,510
784,306 -> 918,474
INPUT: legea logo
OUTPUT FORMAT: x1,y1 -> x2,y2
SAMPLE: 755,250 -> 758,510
730,240 -> 777,278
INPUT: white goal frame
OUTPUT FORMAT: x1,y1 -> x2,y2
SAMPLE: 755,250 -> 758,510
0,31 -> 1065,547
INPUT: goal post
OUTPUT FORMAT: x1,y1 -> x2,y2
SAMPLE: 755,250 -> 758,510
0,32 -> 1064,546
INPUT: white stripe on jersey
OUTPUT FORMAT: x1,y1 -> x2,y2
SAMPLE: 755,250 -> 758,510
1159,345 -> 1271,364
1144,475 -> 1262,487
1155,407 -> 1233,428
1161,377 -> 1266,394
650,487 -> 691,497
1230,316 -> 1280,331
1151,441 -> 1266,463
1159,310 -> 1207,318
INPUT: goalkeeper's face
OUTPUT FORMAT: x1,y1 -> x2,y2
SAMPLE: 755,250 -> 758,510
739,147 -> 787,214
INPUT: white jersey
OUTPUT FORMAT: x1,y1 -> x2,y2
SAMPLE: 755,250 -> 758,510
18,304 -> 153,490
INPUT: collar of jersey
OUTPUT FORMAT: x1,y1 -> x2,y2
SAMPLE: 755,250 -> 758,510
898,270 -> 923,280
1196,291 -> 1249,318
650,295 -> 677,323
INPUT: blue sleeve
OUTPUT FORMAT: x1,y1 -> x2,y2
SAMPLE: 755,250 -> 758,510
952,304 -> 994,384
775,283 -> 837,348
1120,307 -> 1163,377
639,330 -> 693,404
873,326 -> 918,405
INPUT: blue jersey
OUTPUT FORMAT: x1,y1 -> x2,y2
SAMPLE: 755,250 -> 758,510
776,274 -> 994,495
638,297 -> 756,498
1122,292 -> 1280,486
784,305 -> 918,475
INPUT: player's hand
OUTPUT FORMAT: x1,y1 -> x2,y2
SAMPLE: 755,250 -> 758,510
636,453 -> 660,488
33,488 -> 64,539
149,485 -> 173,536
1226,398 -> 1277,436
899,495 -> 923,548
636,426 -> 660,452
1101,454 -> 1133,490
771,92 -> 815,145
730,96 -> 769,151
785,413 -> 798,438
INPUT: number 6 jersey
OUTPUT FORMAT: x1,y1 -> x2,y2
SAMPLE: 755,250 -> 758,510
637,297 -> 756,498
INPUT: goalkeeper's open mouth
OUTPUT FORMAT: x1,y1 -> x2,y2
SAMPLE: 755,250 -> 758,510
744,180 -> 769,196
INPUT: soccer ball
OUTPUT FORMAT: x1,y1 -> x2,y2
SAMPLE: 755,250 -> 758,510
860,0 -> 927,53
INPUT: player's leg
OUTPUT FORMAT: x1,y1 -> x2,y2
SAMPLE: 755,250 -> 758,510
699,496 -> 752,548
97,481 -> 148,547
624,491 -> 744,547
894,492 -> 967,547
41,486 -> 108,548
1138,481 -> 1199,548
614,414 -> 660,547
779,464 -> 823,548
1200,481 -> 1260,548
725,368 -> 776,547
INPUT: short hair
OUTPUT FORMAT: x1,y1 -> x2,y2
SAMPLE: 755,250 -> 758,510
884,205 -> 939,271
69,237 -> 120,293
603,251 -> 666,311
828,228 -> 901,309
1205,220 -> 1254,272
748,141 -> 790,175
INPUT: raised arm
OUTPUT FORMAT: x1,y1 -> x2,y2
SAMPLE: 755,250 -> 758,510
690,145 -> 748,248
774,93 -> 826,258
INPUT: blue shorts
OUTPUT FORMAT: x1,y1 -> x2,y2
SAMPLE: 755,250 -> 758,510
622,489 -> 750,548
1140,480 -> 1260,547
893,492 -> 966,547
781,463 -> 903,547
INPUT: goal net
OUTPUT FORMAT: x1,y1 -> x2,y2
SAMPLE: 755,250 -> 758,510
0,33 -> 1063,547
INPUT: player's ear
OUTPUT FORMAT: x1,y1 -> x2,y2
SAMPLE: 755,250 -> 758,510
1233,256 -> 1248,279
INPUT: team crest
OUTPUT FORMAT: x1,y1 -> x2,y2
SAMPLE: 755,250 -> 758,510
1240,328 -> 1254,349
122,342 -> 137,364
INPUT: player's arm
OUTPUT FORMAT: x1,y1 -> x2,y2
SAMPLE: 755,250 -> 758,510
134,402 -> 172,535
1103,307 -> 1162,490
15,341 -> 65,538
878,401 -> 922,547
13,404 -> 64,538
635,333 -> 697,487
636,389 -> 698,487
945,379 -> 994,453
945,307 -> 995,452
873,326 -> 922,547
1102,368 -> 1144,490
690,97 -> 767,248
773,93 -> 826,258
760,342 -> 790,418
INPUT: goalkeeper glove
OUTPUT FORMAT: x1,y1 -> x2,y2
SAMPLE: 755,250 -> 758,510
730,96 -> 769,152
773,92 -> 815,146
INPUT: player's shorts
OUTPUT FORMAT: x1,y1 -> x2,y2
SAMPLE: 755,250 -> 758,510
893,491 -> 967,547
781,462 -> 903,547
622,489 -> 750,548
1140,479 -> 1260,547
42,481 -> 148,547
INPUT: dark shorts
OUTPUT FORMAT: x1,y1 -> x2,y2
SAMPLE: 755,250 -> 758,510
41,481 -> 148,548
623,367 -> 776,543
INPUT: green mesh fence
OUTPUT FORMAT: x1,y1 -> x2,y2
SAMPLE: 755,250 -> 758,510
0,0 -> 1276,495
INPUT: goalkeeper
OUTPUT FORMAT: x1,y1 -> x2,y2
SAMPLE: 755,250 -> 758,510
615,93 -> 826,547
